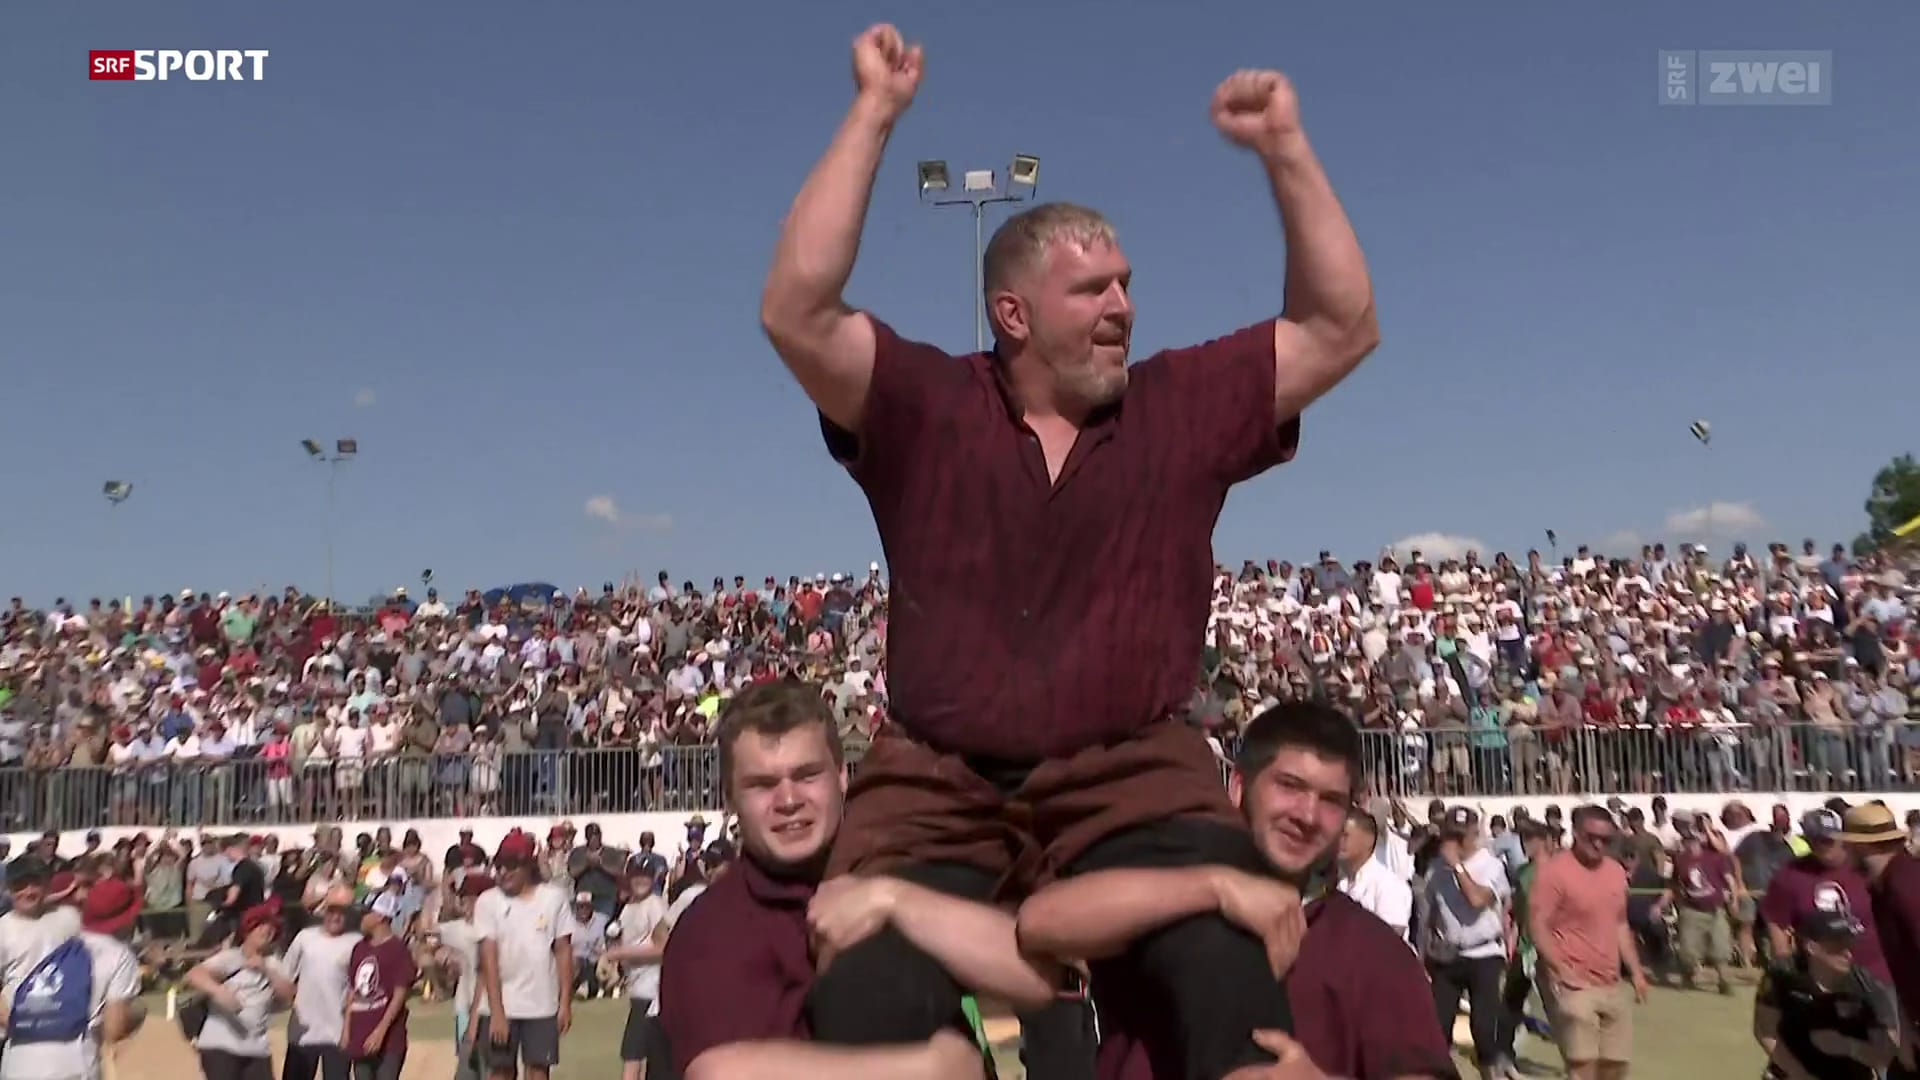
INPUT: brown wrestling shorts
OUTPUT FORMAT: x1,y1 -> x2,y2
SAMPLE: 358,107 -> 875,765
825,718 -> 1240,896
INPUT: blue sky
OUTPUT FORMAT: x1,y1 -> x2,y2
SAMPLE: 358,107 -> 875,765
3,3 -> 1914,603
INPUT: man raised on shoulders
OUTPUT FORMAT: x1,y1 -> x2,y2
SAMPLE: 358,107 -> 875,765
1018,702 -> 1456,1080
658,678 -> 1062,1080
760,22 -> 1377,1080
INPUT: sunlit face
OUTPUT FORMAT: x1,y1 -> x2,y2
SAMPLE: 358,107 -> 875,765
1805,935 -> 1855,980
245,920 -> 278,951
1337,817 -> 1376,868
1000,239 -> 1134,411
727,725 -> 846,872
8,880 -> 44,918
1231,748 -> 1354,878
1573,817 -> 1618,867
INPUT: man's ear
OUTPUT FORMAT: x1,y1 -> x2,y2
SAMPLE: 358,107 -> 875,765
1227,769 -> 1245,812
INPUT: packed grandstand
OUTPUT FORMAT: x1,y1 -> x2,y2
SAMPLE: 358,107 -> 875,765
0,537 -> 1915,839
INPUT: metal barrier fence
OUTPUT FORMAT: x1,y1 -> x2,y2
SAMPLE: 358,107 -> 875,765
5,721 -> 1917,832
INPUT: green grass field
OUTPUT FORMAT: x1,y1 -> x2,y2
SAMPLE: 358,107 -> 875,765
352,981 -> 1765,1079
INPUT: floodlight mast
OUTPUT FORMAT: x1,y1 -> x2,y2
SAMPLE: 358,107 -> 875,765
916,155 -> 1041,352
301,438 -> 358,604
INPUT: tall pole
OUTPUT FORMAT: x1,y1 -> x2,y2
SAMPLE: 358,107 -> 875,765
973,200 -> 986,353
325,460 -> 338,605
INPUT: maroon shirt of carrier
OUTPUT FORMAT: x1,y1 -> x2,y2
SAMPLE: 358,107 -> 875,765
823,318 -> 1297,761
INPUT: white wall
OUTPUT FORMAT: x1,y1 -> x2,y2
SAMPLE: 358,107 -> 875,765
1410,791 -> 1920,826
11,790 -> 1918,860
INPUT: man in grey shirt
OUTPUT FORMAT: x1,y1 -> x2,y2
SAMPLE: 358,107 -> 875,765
281,886 -> 362,1080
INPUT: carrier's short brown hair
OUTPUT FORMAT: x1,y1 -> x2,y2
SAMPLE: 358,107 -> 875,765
715,678 -> 843,786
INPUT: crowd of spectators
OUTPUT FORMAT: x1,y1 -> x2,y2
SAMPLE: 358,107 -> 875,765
0,538 -> 1916,833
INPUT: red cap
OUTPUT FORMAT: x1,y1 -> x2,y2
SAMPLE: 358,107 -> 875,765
458,873 -> 496,898
81,878 -> 142,935
495,830 -> 536,864
240,898 -> 283,937
46,872 -> 77,903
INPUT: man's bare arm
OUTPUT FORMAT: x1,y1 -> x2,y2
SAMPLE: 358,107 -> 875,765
686,1030 -> 982,1080
760,26 -> 921,433
1016,867 -> 1220,961
1210,72 -> 1377,424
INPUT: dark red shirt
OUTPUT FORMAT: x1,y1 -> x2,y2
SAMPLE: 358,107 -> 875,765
658,859 -> 816,1075
1760,856 -> 1889,981
345,935 -> 415,1057
1095,893 -> 1457,1079
1671,848 -> 1734,911
1867,849 -> 1920,1036
824,318 -> 1297,760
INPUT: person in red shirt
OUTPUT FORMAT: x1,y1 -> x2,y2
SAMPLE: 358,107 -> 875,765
763,21 -> 1379,1078
345,892 -> 417,1080
1018,702 -> 1456,1080
1668,830 -> 1736,994
1842,802 -> 1920,1080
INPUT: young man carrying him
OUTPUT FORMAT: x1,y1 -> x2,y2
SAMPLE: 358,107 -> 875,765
658,679 -> 1064,1080
1018,702 -> 1457,1080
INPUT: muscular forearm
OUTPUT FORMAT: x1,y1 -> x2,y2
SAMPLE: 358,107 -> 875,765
1017,868 -> 1217,962
889,882 -> 1059,1010
1263,131 -> 1376,395
687,1032 -> 979,1080
762,96 -> 893,323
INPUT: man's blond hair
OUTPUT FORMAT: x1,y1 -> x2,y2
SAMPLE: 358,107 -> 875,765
982,202 -> 1117,295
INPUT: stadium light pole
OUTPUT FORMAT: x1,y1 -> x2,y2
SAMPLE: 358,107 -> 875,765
302,438 -> 358,603
916,155 -> 1041,352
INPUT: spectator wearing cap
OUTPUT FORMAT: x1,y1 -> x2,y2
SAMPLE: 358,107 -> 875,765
566,824 -> 620,920
659,680 -> 1062,1079
281,885 -> 361,1080
0,853 -> 84,1068
1759,808 -> 1890,984
0,870 -> 142,1080
344,892 -> 416,1080
1840,801 -> 1920,1078
1754,908 -> 1900,1080
1494,821 -> 1559,1074
566,892 -> 610,999
1530,806 -> 1647,1080
185,899 -> 294,1080
1668,825 -> 1737,994
472,829 -> 571,1080
602,861 -> 669,1080
1416,805 -> 1513,1077
427,873 -> 492,1080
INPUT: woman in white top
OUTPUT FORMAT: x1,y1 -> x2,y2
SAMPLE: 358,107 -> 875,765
185,901 -> 293,1080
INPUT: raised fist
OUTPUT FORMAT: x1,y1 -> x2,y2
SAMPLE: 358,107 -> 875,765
851,24 -> 924,117
1211,69 -> 1303,154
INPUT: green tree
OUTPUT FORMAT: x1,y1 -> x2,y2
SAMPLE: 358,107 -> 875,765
1852,453 -> 1920,555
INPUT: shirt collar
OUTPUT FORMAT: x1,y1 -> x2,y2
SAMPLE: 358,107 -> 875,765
740,855 -> 818,908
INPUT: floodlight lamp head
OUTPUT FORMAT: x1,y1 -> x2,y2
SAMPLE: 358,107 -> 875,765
916,160 -> 950,197
962,169 -> 995,193
301,439 -> 324,458
1009,154 -> 1040,193
335,439 -> 358,457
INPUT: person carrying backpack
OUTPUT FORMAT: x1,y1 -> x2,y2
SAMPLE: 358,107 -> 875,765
0,856 -> 139,1080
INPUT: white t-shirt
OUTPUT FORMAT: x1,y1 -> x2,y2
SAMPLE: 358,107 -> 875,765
193,948 -> 290,1058
472,883 -> 571,1020
282,926 -> 362,1047
0,927 -> 138,1080
1338,858 -> 1414,944
435,919 -> 480,1019
0,907 -> 83,1006
646,883 -> 707,1018
618,895 -> 668,1003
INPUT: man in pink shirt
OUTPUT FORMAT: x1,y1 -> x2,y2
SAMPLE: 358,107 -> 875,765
1530,805 -> 1649,1080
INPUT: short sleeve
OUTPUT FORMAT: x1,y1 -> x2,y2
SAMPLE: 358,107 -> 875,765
283,931 -> 307,980
549,890 -> 572,944
202,949 -> 242,980
1470,852 -> 1512,902
1137,320 -> 1298,486
104,946 -> 140,1003
472,893 -> 500,943
659,907 -> 789,1075
1758,875 -> 1795,928
817,317 -> 959,485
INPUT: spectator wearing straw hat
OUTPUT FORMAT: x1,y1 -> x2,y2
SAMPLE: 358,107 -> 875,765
1840,801 -> 1920,1080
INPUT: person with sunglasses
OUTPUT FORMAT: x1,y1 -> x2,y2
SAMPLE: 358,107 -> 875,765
1529,806 -> 1649,1080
